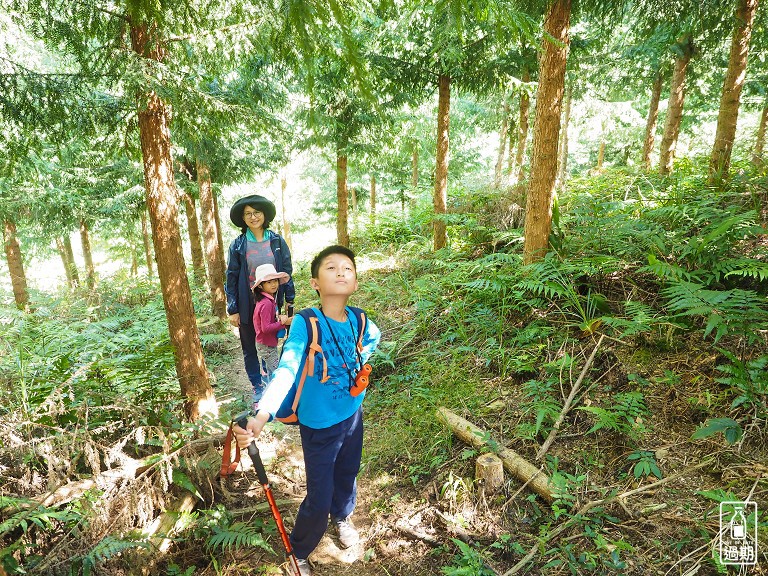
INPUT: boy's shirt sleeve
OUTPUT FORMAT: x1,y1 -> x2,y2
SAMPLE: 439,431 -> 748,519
361,316 -> 381,364
258,316 -> 308,417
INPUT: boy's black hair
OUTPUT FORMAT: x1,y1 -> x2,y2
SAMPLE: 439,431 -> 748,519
310,245 -> 356,278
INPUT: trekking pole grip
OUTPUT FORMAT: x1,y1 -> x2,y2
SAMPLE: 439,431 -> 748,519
235,416 -> 269,486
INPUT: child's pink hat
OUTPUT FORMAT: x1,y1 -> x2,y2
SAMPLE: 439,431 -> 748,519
251,263 -> 290,290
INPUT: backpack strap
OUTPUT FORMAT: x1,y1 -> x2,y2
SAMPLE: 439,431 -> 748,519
348,306 -> 367,356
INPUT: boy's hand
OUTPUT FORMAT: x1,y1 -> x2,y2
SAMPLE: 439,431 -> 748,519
279,314 -> 293,326
233,412 -> 270,449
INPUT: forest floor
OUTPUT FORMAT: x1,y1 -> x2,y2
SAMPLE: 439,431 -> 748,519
173,331 -> 768,576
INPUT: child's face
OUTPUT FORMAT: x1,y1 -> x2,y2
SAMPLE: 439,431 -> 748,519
259,278 -> 280,295
310,254 -> 358,296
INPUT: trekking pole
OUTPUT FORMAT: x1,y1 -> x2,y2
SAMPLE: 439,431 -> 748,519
233,412 -> 302,576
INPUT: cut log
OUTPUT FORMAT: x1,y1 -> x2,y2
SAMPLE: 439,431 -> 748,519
475,453 -> 504,495
436,407 -> 554,502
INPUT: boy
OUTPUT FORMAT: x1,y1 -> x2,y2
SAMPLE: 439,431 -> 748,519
234,245 -> 381,576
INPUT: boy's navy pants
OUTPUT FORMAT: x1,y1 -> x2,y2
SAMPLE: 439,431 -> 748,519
291,407 -> 363,559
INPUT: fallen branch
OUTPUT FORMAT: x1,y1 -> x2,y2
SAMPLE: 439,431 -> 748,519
536,334 -> 605,461
436,407 -> 554,502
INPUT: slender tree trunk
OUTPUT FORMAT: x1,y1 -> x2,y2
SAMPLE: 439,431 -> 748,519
62,234 -> 79,287
709,0 -> 759,182
659,36 -> 693,176
351,185 -> 358,213
141,211 -> 154,278
130,19 -> 214,422
280,175 -> 292,251
79,219 -> 95,290
212,192 -> 225,268
514,68 -> 531,184
642,71 -> 664,170
556,81 -> 572,187
370,175 -> 377,226
56,237 -> 75,288
181,191 -> 206,287
336,151 -> 350,247
754,103 -> 768,164
596,140 -> 606,172
196,161 -> 226,320
3,218 -> 30,310
433,74 -> 451,251
523,0 -> 570,264
494,96 -> 511,188
131,250 -> 138,277
507,117 -> 516,184
412,142 -> 419,189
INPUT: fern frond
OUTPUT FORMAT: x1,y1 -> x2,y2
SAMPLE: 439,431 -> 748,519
206,521 -> 273,553
82,535 -> 150,570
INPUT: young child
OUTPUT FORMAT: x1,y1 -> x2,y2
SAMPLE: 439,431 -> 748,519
235,245 -> 381,576
251,263 -> 292,407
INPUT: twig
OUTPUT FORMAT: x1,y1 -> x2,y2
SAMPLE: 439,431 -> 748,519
536,335 -> 605,460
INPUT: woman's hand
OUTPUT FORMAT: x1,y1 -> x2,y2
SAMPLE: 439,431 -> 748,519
232,412 -> 270,449
228,313 -> 241,327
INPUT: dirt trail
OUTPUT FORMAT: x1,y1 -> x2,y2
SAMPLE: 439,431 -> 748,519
214,342 -> 445,576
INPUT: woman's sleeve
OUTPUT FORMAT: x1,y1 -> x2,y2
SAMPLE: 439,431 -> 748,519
225,240 -> 240,315
281,238 -> 296,302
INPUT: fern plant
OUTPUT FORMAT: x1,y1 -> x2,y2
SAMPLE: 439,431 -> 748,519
578,391 -> 649,440
715,351 -> 768,417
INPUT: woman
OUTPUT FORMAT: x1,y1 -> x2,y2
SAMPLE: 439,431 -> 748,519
226,194 -> 295,406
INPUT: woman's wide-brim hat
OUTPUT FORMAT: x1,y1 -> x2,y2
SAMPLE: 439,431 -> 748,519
251,263 -> 290,290
230,195 -> 277,228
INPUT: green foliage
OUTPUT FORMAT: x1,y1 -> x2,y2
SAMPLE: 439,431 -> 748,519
441,539 -> 496,576
715,351 -> 768,416
78,535 -> 150,576
206,521 -> 273,554
578,392 -> 650,440
691,418 -> 743,445
627,450 -> 662,479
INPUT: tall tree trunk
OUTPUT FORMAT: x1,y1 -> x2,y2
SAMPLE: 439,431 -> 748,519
212,192 -> 226,269
659,35 -> 694,176
3,218 -> 30,310
412,142 -> 419,190
507,117 -> 516,184
280,175 -> 292,251
56,236 -> 75,289
351,185 -> 358,213
494,96 -> 511,188
642,71 -> 664,170
62,234 -> 79,287
556,81 -> 572,187
514,68 -> 531,184
130,20 -> 214,422
596,140 -> 606,172
523,0 -> 570,264
197,160 -> 226,320
433,74 -> 451,251
131,249 -> 138,277
370,175 -> 377,226
336,151 -> 350,247
79,219 -> 95,290
709,0 -> 759,182
181,191 -> 206,287
141,211 -> 154,278
754,102 -> 768,164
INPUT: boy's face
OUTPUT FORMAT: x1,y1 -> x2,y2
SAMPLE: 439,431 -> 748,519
310,254 -> 358,296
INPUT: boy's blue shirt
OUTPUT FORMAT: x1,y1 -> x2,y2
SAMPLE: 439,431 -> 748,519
259,306 -> 381,429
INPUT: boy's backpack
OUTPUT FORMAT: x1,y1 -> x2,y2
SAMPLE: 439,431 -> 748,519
274,306 -> 368,425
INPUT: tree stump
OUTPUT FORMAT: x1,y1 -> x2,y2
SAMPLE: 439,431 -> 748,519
475,453 -> 504,495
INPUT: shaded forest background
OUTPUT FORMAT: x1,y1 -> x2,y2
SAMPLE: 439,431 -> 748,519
1,0 -> 767,574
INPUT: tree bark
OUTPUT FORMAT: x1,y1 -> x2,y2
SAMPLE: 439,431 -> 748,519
130,19 -> 215,422
709,0 -> 759,182
507,117 -> 516,183
212,192 -> 226,269
556,81 -> 572,187
370,175 -> 377,225
659,35 -> 693,176
336,151 -> 350,247
412,141 -> 419,190
79,219 -> 95,290
514,68 -> 531,184
596,140 -> 606,172
523,0 -> 570,264
196,160 -> 226,320
494,96 -> 511,188
62,234 -> 79,287
3,218 -> 30,310
280,175 -> 292,251
433,74 -> 451,251
56,237 -> 75,289
754,103 -> 768,164
437,407 -> 554,502
141,210 -> 154,278
642,71 -> 664,171
181,191 -> 206,288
